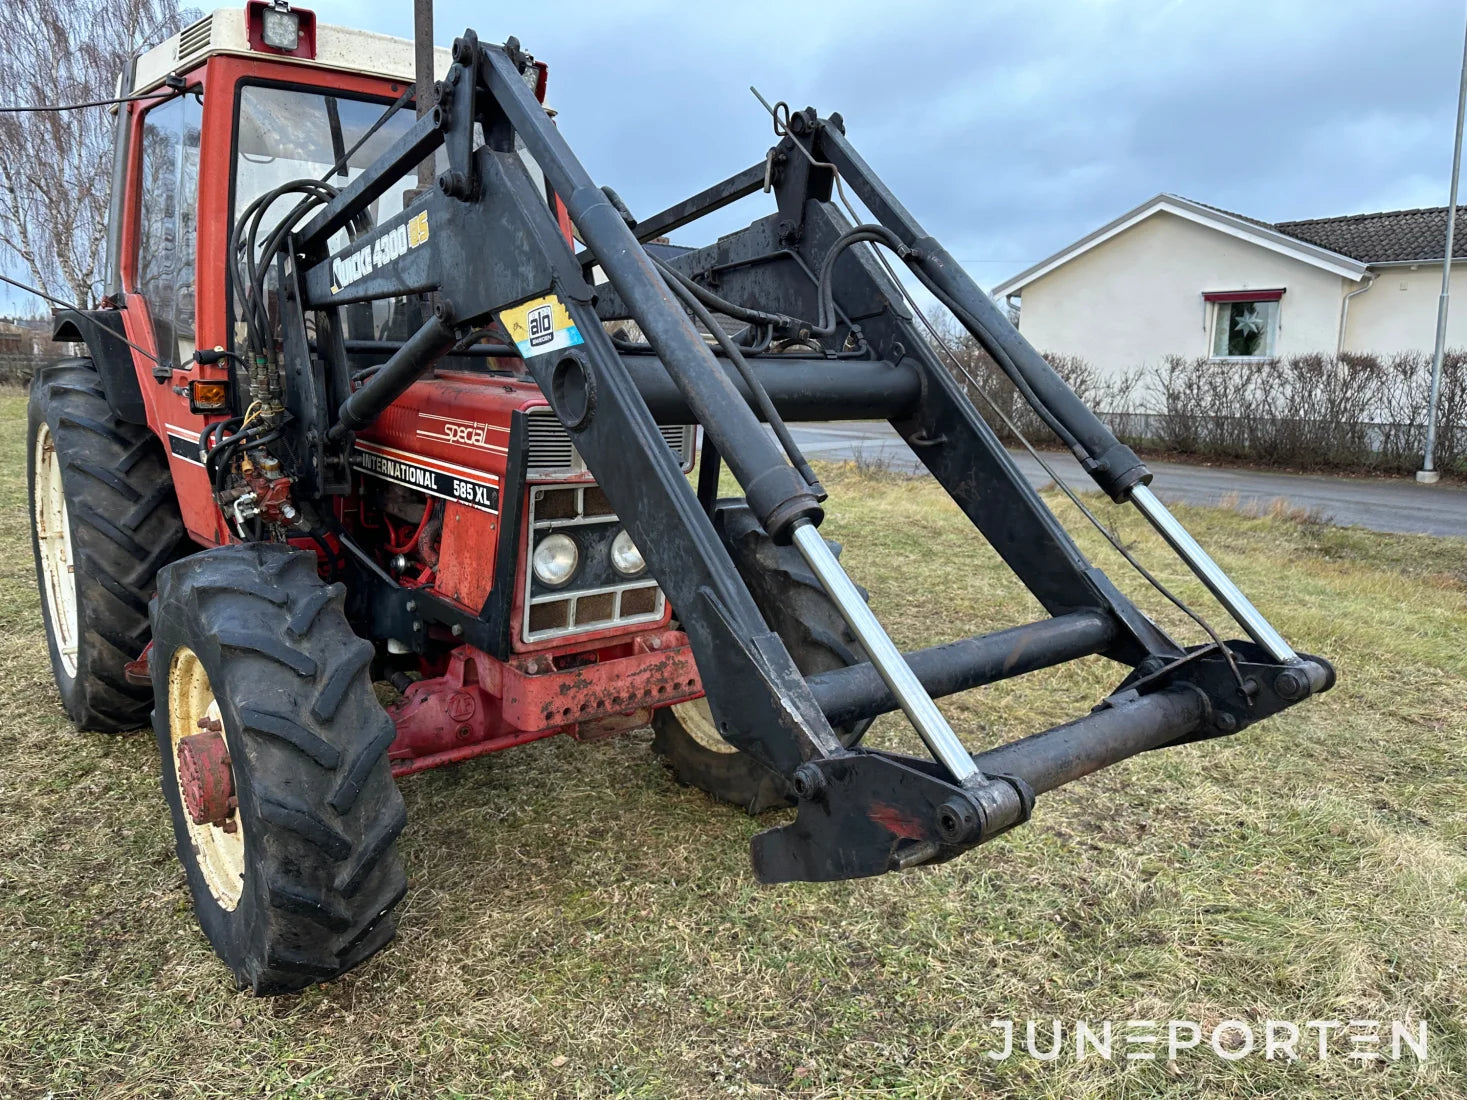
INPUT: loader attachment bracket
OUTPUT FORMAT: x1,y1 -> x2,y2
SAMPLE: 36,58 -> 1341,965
751,752 -> 1032,884
1122,642 -> 1335,746
268,29 -> 1335,886
755,645 -> 1333,884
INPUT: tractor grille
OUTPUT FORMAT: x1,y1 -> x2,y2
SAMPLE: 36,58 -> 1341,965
522,483 -> 665,642
524,408 -> 695,478
525,411 -> 578,475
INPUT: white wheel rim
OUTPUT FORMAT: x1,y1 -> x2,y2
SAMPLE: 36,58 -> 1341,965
671,698 -> 740,754
169,647 -> 246,910
33,422 -> 79,678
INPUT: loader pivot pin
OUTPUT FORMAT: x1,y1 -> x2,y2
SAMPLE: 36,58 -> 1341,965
176,725 -> 236,829
790,520 -> 981,784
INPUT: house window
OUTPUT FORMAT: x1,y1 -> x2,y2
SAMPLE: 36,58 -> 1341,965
1205,290 -> 1283,360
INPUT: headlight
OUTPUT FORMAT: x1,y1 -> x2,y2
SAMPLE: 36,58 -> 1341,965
532,533 -> 578,587
610,529 -> 645,576
260,5 -> 301,50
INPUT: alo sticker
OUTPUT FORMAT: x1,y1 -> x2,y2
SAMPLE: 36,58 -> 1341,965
501,294 -> 583,358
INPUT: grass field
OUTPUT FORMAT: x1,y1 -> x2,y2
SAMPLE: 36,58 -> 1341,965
1,389 -> 1465,1098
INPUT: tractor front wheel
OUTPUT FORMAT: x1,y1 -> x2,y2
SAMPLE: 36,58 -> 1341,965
652,506 -> 871,813
151,544 -> 408,994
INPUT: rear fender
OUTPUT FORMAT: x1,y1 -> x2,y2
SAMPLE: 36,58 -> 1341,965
51,309 -> 147,425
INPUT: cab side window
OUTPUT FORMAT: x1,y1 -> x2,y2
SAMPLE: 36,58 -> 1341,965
136,94 -> 201,369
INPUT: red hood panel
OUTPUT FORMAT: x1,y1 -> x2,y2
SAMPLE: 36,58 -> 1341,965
358,372 -> 544,476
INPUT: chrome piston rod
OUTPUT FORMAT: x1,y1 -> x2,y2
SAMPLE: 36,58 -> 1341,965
1129,484 -> 1297,663
790,521 -> 981,783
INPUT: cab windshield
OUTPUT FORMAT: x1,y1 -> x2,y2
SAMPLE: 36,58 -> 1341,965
234,84 -> 422,340
232,83 -> 549,346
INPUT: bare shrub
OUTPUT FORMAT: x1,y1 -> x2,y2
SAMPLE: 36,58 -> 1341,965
849,444 -> 898,478
1147,351 -> 1466,474
0,1 -> 197,307
928,317 -> 1467,475
926,317 -> 1147,448
0,351 -> 40,386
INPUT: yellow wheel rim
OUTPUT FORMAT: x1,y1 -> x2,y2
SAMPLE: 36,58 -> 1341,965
34,422 -> 79,678
670,698 -> 739,754
168,647 -> 246,910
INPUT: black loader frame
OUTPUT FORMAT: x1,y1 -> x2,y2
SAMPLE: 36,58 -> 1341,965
272,31 -> 1333,883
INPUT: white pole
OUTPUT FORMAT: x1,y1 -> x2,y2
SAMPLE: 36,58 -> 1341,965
1419,9 -> 1467,483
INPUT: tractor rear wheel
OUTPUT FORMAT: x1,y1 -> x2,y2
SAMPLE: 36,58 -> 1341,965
652,507 -> 870,813
151,543 -> 408,994
27,358 -> 184,731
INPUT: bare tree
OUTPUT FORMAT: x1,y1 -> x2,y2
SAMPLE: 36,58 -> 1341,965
0,0 -> 195,308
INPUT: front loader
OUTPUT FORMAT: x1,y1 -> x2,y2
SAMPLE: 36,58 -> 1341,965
27,5 -> 1332,993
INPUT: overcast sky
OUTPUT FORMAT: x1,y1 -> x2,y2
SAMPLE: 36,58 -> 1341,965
6,0 -> 1465,314
314,0 -> 1467,292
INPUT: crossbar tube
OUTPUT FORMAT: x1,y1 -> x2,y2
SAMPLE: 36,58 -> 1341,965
622,355 -> 919,423
969,685 -> 1207,795
809,611 -> 1116,728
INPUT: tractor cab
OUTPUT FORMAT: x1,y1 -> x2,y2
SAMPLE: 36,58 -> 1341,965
105,7 -> 448,536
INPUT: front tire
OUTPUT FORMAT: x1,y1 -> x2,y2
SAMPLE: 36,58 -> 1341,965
27,359 -> 184,730
151,544 -> 408,994
653,506 -> 870,813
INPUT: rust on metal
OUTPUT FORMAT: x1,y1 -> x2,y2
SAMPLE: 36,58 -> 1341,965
176,729 -> 235,828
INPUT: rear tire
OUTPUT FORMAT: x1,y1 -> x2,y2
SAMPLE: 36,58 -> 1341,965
151,544 -> 408,994
27,358 -> 184,731
652,506 -> 870,813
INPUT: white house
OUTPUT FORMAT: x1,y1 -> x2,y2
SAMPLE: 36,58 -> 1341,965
992,195 -> 1467,379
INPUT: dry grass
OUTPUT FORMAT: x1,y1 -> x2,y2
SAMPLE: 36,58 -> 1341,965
1,398 -> 1465,1097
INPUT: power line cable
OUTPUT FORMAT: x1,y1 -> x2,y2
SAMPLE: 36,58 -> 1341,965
0,271 -> 166,367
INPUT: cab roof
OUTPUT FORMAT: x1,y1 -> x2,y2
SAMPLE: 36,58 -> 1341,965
131,6 -> 452,94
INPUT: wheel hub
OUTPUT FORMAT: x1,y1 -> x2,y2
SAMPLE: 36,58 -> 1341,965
176,717 -> 237,830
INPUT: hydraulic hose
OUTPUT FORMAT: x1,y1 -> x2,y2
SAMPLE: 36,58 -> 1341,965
658,262 -> 825,498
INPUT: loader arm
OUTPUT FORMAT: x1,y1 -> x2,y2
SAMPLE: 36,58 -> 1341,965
269,31 -> 1332,882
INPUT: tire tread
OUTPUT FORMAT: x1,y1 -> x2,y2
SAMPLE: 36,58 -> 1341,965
151,543 -> 407,995
27,358 -> 184,731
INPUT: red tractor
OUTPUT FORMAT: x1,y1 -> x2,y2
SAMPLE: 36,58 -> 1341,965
28,3 -> 1332,993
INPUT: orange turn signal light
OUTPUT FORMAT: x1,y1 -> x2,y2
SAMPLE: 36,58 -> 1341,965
189,380 -> 230,413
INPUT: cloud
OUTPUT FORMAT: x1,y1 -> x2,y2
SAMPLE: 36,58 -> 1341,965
314,0 -> 1466,294
7,0 -> 1455,316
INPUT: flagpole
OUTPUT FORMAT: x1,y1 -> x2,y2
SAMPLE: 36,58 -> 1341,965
1419,8 -> 1467,483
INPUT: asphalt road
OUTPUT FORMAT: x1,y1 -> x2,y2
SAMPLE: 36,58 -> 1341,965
789,421 -> 1467,538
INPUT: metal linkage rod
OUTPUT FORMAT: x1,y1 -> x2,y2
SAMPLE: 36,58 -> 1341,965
577,162 -> 766,260
790,521 -> 981,783
327,314 -> 456,442
1128,485 -> 1297,663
